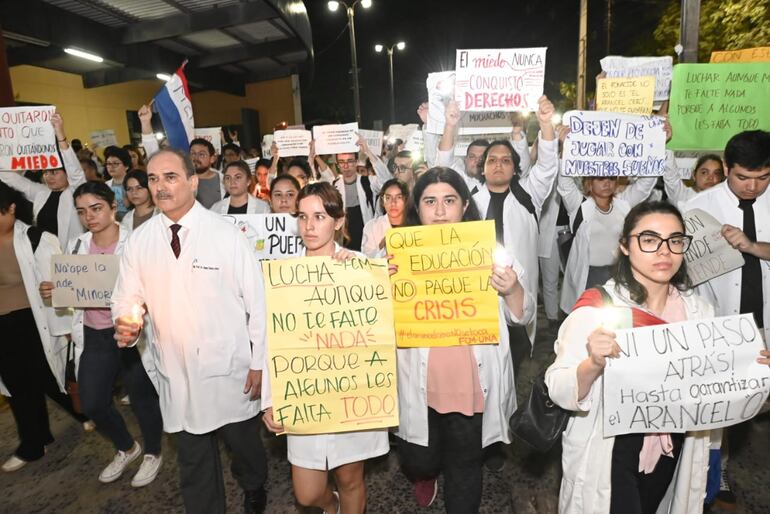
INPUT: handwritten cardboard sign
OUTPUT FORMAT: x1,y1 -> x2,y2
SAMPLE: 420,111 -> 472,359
426,71 -> 456,134
359,129 -> 384,155
455,48 -> 546,112
263,256 -> 398,434
404,129 -> 424,157
312,123 -> 359,155
0,106 -> 59,171
386,124 -> 419,144
683,209 -> 745,286
274,129 -> 312,157
603,314 -> 770,437
385,220 -> 500,348
561,110 -> 666,177
453,132 -> 509,157
223,214 -> 303,260
89,129 -> 118,148
596,76 -> 655,115
51,254 -> 120,308
194,127 -> 222,155
600,56 -> 673,102
710,47 -> 770,64
668,63 -> 770,151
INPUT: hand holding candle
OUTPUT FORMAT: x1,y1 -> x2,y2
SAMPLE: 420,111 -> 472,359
114,303 -> 145,348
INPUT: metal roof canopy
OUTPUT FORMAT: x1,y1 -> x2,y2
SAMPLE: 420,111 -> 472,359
1,0 -> 314,96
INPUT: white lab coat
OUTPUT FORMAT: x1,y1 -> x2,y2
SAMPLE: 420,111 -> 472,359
661,151 -> 697,209
471,136 -> 559,344
0,221 -> 72,396
538,187 -> 563,259
111,201 -> 266,434
558,173 -> 657,313
684,182 -> 770,342
0,146 -> 85,249
66,227 -> 158,389
360,215 -> 392,258
119,208 -> 160,234
260,244 -> 390,470
546,280 -> 712,514
334,158 -> 392,225
395,291 -> 526,448
210,194 -> 270,215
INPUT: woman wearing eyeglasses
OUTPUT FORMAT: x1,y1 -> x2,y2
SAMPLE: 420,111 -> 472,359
546,201 -> 718,514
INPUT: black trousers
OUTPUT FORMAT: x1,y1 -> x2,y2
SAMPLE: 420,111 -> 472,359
399,408 -> 484,514
610,433 -> 684,514
0,308 -> 87,460
176,415 -> 267,514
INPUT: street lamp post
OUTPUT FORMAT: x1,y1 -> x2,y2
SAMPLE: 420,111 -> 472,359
375,41 -> 405,125
328,0 -> 372,125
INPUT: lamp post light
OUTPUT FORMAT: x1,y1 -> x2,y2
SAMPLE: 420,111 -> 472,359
328,0 -> 372,125
375,41 -> 405,125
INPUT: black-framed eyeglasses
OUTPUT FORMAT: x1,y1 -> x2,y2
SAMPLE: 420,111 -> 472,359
629,233 -> 693,254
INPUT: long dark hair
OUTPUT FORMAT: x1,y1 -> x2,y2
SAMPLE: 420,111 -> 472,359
73,181 -> 116,206
0,181 -> 34,225
405,167 -> 480,226
296,181 -> 348,244
612,201 -> 692,305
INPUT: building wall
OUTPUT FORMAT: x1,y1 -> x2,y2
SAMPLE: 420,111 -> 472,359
9,65 -> 295,147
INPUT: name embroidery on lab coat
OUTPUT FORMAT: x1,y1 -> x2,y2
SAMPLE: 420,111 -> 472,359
191,259 -> 220,271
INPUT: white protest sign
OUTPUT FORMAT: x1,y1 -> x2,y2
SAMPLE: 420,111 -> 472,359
453,133 -> 509,157
684,209 -> 745,286
675,155 -> 698,179
287,124 -> 306,130
223,213 -> 304,260
455,48 -> 546,112
404,129 -> 424,156
600,56 -> 673,102
244,158 -> 259,173
0,106 -> 59,171
194,127 -> 222,155
459,111 -> 514,135
261,134 -> 274,159
603,314 -> 770,437
273,129 -> 312,157
89,129 -> 118,148
359,129 -> 384,154
386,123 -> 419,144
561,110 -> 667,177
426,71 -> 456,134
51,254 -> 120,308
312,123 -> 359,155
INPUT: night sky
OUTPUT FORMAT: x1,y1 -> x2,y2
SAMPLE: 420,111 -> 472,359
300,0 -> 671,126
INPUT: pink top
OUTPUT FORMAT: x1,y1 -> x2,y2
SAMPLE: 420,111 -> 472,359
426,346 -> 485,416
83,238 -> 118,330
638,287 -> 687,474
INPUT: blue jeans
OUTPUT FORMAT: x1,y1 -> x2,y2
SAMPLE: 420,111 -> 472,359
78,326 -> 162,454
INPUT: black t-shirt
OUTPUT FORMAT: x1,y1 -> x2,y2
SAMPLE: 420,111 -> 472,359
346,206 -> 364,252
227,203 -> 248,215
485,190 -> 508,245
37,191 -> 62,236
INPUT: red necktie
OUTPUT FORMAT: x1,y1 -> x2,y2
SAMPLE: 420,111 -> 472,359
170,224 -> 182,259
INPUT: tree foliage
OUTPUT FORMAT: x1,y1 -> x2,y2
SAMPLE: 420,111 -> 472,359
653,0 -> 770,61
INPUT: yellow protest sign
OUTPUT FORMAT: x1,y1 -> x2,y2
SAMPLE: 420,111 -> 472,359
710,47 -> 770,63
385,220 -> 500,348
263,256 -> 398,434
596,75 -> 656,115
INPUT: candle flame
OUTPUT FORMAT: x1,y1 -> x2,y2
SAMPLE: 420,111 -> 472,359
493,246 -> 509,268
130,304 -> 143,325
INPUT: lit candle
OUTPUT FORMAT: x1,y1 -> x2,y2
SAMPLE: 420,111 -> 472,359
256,184 -> 262,196
130,304 -> 144,326
493,246 -> 510,268
599,306 -> 631,330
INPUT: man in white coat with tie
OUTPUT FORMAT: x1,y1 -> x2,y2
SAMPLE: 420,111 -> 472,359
111,148 -> 268,514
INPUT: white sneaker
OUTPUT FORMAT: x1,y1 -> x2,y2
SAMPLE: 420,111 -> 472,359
98,442 -> 141,483
2,455 -> 27,472
131,454 -> 163,488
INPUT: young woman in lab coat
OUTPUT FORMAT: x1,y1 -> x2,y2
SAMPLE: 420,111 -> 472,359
268,174 -> 301,215
262,182 -> 389,514
392,167 -> 530,512
0,182 -> 87,472
545,201 -> 770,513
48,181 -> 163,487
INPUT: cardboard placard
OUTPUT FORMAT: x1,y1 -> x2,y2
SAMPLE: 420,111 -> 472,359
312,123 -> 359,155
600,56 -> 673,102
223,214 -> 304,260
596,76 -> 656,115
0,106 -> 59,171
263,256 -> 399,434
89,129 -> 118,148
683,209 -> 745,286
710,47 -> 770,64
359,129 -> 384,155
273,129 -> 312,157
561,110 -> 667,177
194,127 -> 222,155
51,254 -> 120,308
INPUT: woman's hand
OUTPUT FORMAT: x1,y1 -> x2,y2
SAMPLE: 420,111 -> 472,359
758,350 -> 770,366
39,281 -> 54,300
386,253 -> 398,276
490,265 -> 519,296
586,326 -> 621,369
262,407 -> 284,434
